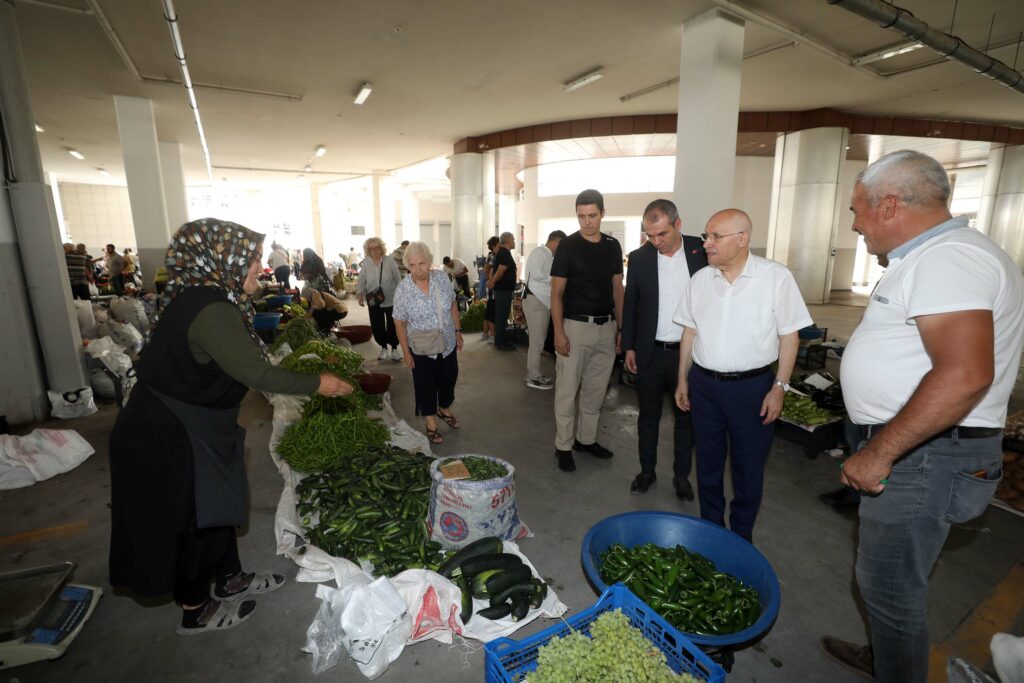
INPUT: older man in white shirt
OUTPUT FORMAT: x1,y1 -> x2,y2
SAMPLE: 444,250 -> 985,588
521,230 -> 566,389
674,208 -> 811,543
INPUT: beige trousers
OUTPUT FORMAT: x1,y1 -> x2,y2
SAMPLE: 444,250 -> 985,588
554,318 -> 617,450
522,293 -> 550,381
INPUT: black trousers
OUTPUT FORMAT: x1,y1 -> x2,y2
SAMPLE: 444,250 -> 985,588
493,290 -> 515,347
71,284 -> 91,301
369,304 -> 399,348
455,274 -> 471,297
173,526 -> 241,606
274,265 -> 292,290
411,350 -> 458,416
636,346 -> 694,481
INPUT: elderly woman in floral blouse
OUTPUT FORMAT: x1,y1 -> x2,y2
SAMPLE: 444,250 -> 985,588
392,242 -> 463,444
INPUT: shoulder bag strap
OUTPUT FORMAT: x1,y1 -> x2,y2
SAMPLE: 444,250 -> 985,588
431,274 -> 447,327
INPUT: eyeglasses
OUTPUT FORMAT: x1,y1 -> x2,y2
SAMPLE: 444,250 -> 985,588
700,231 -> 745,243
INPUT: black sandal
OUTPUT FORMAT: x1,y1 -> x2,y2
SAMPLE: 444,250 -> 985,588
426,427 -> 444,444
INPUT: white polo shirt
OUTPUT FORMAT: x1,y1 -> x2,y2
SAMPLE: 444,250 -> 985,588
655,242 -> 691,342
841,223 -> 1024,428
523,245 -> 555,308
674,254 -> 812,372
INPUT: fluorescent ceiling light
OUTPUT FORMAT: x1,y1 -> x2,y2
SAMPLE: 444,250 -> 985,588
304,164 -> 313,173
35,123 -> 45,133
354,82 -> 372,105
67,148 -> 85,160
853,42 -> 923,66
315,145 -> 327,157
563,68 -> 603,93
97,167 -> 109,176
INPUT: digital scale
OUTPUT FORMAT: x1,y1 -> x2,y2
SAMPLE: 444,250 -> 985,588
0,562 -> 102,670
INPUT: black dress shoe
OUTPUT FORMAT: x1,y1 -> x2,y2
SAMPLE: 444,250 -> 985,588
573,440 -> 613,459
630,472 -> 656,494
555,449 -> 576,472
672,477 -> 694,502
820,636 -> 874,679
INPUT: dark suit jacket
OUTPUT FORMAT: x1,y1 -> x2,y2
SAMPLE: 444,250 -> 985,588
621,236 -> 708,371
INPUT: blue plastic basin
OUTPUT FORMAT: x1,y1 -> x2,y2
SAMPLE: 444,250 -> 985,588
253,312 -> 282,330
581,510 -> 780,647
263,294 -> 294,309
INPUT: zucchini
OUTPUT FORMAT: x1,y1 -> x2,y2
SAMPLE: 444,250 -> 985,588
453,553 -> 523,579
457,575 -> 473,625
529,580 -> 548,608
489,578 -> 546,609
485,565 -> 532,594
510,592 -> 530,621
477,602 -> 513,620
470,569 -> 505,599
437,537 -> 504,578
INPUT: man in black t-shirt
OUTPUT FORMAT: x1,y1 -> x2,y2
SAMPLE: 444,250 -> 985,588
488,232 -> 518,350
550,189 -> 624,472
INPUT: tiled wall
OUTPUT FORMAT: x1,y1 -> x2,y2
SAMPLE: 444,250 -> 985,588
58,183 -> 136,255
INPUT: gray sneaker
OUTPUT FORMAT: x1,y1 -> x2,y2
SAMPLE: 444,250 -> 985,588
526,377 -> 553,390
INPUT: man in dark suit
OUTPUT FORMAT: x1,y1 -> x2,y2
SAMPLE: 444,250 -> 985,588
621,199 -> 708,499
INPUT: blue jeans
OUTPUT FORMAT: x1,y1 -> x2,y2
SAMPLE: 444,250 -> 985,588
855,432 -> 1002,683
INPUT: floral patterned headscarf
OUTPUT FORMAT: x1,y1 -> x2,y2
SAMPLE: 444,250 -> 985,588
159,218 -> 265,349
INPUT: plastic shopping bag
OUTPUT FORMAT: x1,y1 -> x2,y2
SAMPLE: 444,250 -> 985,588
0,429 -> 94,481
47,388 -> 98,419
305,576 -> 411,679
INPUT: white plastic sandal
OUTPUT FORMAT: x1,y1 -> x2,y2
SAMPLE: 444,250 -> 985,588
176,599 -> 256,636
213,571 -> 286,602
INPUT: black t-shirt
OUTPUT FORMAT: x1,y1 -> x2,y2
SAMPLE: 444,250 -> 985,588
493,247 -> 517,291
550,231 -> 623,316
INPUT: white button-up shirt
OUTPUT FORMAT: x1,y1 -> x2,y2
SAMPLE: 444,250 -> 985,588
655,243 -> 692,342
523,244 -> 555,308
674,254 -> 812,372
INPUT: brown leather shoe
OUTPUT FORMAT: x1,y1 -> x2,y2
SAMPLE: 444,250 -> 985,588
820,636 -> 874,679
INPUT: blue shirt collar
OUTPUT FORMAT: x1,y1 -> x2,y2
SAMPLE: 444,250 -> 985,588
888,215 -> 969,260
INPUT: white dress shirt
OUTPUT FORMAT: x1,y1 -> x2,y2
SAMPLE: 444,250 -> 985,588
674,254 -> 812,372
523,245 -> 555,309
655,244 -> 691,342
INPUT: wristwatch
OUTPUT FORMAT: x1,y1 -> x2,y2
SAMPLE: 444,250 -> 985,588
774,379 -> 790,392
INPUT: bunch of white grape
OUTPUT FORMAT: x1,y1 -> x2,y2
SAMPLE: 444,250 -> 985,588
528,609 -> 705,683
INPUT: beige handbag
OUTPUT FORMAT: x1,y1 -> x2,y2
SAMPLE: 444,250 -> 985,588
408,280 -> 447,356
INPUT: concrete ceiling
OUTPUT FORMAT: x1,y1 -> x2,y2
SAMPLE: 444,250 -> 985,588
14,0 -> 1024,187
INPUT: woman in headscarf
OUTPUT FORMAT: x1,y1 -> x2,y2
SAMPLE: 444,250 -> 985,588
300,247 -> 332,294
108,218 -> 353,636
299,247 -> 347,333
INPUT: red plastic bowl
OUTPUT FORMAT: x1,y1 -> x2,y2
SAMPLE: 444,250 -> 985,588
334,325 -> 373,344
354,372 -> 391,395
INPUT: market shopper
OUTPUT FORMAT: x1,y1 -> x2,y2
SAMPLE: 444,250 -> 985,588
393,241 -> 463,445
489,232 -> 518,351
673,208 -> 811,542
393,240 -> 410,279
442,255 -> 472,297
357,236 -> 402,361
522,230 -> 565,390
102,243 -> 126,295
300,247 -> 332,294
108,218 -> 354,635
622,200 -> 707,500
481,236 -> 500,341
550,189 -> 624,472
820,150 -> 1024,683
122,248 -> 138,288
63,242 -> 92,300
268,241 -> 292,289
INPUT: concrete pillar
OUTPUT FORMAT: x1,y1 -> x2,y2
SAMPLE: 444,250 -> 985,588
482,151 -> 496,241
498,192 -> 518,252
0,1 -> 86,416
159,141 -> 190,234
766,127 -> 850,304
979,145 -> 1024,268
310,182 -> 325,259
372,174 -> 397,249
401,188 -> 420,242
451,153 -> 484,269
674,8 -> 745,233
114,96 -> 171,287
519,167 -> 539,255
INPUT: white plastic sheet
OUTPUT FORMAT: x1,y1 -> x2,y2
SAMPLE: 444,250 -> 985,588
0,429 -> 94,483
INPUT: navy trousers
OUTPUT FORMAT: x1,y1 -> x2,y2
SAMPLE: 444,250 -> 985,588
689,366 -> 775,542
636,346 -> 694,482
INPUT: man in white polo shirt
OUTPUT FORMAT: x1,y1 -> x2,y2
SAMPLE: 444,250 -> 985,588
674,208 -> 811,542
522,229 -> 566,390
820,150 -> 1024,683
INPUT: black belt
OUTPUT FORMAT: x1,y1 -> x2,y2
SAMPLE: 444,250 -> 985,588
694,363 -> 771,381
566,314 -> 612,325
859,424 -> 1002,441
654,340 -> 680,350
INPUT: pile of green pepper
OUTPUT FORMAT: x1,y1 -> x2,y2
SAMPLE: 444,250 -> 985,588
296,445 -> 444,576
281,339 -> 365,377
277,410 -> 390,473
599,542 -> 761,636
269,317 -> 321,353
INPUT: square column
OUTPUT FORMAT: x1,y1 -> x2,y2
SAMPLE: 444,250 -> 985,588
674,8 -> 745,234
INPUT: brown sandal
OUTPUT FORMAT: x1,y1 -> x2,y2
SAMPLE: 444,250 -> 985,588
426,427 -> 443,444
438,410 -> 460,429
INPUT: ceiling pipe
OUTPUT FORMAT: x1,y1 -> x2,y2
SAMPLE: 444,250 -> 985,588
827,0 -> 1024,94
161,0 -> 214,184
